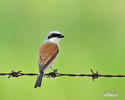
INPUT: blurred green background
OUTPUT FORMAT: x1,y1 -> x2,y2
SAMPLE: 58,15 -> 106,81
0,0 -> 125,100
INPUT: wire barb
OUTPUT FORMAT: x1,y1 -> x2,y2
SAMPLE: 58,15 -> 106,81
8,70 -> 22,78
90,69 -> 100,81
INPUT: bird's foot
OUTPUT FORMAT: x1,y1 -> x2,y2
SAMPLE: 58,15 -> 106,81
53,69 -> 58,73
50,67 -> 58,73
46,69 -> 58,78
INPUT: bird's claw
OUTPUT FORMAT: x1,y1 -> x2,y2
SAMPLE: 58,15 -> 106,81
46,69 -> 58,78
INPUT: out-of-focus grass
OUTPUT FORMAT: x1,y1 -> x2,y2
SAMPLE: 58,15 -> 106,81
0,0 -> 125,100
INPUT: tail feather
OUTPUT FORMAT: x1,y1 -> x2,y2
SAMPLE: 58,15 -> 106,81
34,72 -> 44,88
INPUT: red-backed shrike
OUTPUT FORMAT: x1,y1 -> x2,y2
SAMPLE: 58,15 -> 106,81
34,31 -> 64,88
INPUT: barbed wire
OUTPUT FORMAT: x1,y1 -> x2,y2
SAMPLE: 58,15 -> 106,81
0,69 -> 125,81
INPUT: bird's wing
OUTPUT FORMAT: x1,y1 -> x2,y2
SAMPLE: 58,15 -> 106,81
38,43 -> 59,71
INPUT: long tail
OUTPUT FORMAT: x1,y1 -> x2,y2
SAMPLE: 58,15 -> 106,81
34,72 -> 44,88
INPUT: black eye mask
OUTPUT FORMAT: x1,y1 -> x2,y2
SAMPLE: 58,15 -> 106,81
48,33 -> 64,39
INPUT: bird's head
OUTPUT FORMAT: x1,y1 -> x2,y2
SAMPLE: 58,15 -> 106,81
46,31 -> 64,44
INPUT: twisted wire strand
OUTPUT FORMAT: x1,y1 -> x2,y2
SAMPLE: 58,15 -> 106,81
0,69 -> 125,81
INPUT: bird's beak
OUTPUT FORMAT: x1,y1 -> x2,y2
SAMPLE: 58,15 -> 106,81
59,34 -> 64,38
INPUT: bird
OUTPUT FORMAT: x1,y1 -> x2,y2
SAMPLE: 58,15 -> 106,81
34,31 -> 64,88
